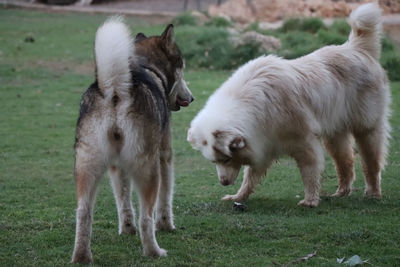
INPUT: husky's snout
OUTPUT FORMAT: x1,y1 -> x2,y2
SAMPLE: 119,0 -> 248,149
170,78 -> 194,111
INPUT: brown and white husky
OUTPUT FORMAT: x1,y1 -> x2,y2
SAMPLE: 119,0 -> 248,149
72,17 -> 193,263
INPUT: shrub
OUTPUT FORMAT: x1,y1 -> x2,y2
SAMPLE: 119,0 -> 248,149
280,17 -> 325,33
300,17 -> 326,33
330,19 -> 350,36
280,18 -> 301,33
175,26 -> 232,69
173,16 -> 400,81
171,12 -> 198,26
381,51 -> 400,81
205,16 -> 232,28
279,31 -> 322,59
317,29 -> 347,45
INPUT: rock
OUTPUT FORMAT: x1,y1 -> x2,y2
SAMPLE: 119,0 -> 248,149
232,31 -> 281,51
209,0 -> 254,24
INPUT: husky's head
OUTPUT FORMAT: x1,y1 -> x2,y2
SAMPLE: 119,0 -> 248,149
188,126 -> 251,186
135,24 -> 193,111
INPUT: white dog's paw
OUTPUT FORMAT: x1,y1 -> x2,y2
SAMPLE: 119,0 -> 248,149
221,194 -> 247,202
156,218 -> 176,231
297,198 -> 319,208
143,247 -> 167,257
364,188 -> 382,199
331,187 -> 352,197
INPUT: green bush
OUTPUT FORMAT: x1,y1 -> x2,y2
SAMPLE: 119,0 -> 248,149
280,17 -> 325,33
205,16 -> 232,28
300,17 -> 326,33
381,51 -> 400,81
317,29 -> 347,45
330,19 -> 351,36
280,18 -> 301,32
171,12 -> 198,26
175,25 -> 264,69
175,26 -> 232,69
173,13 -> 400,81
279,31 -> 322,59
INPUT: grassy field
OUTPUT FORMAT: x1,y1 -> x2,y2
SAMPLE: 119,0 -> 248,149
1,7 -> 400,266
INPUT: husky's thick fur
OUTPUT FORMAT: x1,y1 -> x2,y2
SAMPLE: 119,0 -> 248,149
188,3 -> 390,208
72,18 -> 193,263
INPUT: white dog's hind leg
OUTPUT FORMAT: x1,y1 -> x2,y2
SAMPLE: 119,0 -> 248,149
291,138 -> 324,207
324,132 -> 355,197
137,165 -> 167,257
109,167 -> 137,235
354,126 -> 387,199
222,166 -> 267,202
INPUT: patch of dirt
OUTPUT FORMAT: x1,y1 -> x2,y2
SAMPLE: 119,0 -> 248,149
209,0 -> 400,23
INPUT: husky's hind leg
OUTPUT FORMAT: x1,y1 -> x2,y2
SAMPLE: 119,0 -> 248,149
72,149 -> 105,264
156,131 -> 176,231
110,166 -> 137,235
136,162 -> 167,257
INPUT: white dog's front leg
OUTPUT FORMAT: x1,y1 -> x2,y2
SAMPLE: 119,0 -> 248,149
222,166 -> 266,202
292,139 -> 324,208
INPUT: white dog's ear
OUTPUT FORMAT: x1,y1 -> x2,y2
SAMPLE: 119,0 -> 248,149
229,135 -> 245,151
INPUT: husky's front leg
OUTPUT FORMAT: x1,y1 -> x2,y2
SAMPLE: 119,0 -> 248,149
222,166 -> 267,202
156,132 -> 176,231
137,165 -> 167,257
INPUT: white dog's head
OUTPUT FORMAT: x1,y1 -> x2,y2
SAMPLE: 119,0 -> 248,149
187,127 -> 250,186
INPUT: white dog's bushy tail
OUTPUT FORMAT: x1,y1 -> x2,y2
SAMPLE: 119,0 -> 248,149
348,3 -> 382,60
95,16 -> 133,95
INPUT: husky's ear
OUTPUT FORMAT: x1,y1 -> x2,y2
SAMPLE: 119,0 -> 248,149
161,24 -> 174,46
135,32 -> 147,42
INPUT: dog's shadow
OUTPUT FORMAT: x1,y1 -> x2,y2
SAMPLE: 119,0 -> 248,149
216,194 -> 394,218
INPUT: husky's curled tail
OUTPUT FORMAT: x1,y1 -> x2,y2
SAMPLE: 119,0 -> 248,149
94,17 -> 133,97
349,3 -> 382,60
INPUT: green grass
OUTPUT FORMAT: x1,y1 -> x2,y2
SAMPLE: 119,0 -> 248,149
1,7 -> 400,266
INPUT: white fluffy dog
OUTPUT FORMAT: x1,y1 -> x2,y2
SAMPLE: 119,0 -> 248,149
187,3 -> 391,207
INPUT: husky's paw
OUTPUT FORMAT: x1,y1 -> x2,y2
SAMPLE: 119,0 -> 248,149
71,249 -> 93,264
297,198 -> 319,208
331,187 -> 352,197
120,222 -> 137,235
143,247 -> 167,257
221,194 -> 247,202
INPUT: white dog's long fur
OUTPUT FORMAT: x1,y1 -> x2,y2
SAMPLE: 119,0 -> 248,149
188,3 -> 391,207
